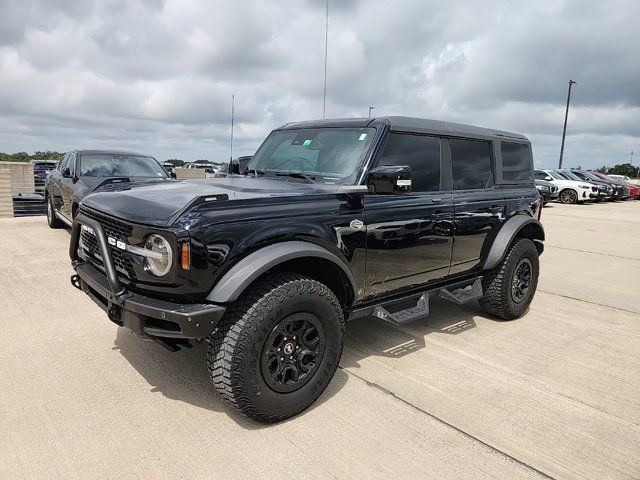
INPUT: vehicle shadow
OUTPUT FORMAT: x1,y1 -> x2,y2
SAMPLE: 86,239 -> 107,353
112,296 -> 489,428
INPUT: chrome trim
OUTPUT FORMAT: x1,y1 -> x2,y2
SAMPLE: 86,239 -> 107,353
126,244 -> 164,260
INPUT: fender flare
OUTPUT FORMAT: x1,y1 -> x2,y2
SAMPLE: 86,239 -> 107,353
207,241 -> 357,303
483,216 -> 544,270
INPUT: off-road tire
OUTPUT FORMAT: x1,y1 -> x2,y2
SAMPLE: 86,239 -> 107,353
559,188 -> 578,204
46,194 -> 64,229
207,272 -> 345,423
479,238 -> 539,320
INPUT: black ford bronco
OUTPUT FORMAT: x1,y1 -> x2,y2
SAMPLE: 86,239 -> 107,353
69,116 -> 544,422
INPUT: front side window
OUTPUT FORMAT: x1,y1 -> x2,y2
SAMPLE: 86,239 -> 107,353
57,154 -> 69,172
501,142 -> 532,182
79,154 -> 168,178
248,127 -> 375,184
450,139 -> 493,190
377,133 -> 441,192
68,153 -> 76,176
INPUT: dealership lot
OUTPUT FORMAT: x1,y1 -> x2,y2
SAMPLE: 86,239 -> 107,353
1,201 -> 639,479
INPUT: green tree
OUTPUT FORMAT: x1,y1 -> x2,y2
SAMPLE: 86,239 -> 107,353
165,158 -> 185,167
607,163 -> 638,177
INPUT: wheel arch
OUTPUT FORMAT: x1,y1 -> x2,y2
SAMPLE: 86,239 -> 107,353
206,241 -> 357,307
483,216 -> 544,270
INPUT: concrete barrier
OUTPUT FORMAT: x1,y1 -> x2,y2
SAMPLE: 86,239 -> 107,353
0,169 -> 14,218
175,168 -> 206,180
1,161 -> 35,196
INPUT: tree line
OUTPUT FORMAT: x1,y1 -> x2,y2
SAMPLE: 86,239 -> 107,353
595,163 -> 640,178
0,152 -> 227,169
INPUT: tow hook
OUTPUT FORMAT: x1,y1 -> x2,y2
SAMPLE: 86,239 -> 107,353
70,274 -> 82,291
108,305 -> 124,326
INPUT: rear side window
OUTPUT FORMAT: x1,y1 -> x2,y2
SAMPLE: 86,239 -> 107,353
450,139 -> 492,190
377,133 -> 441,192
501,142 -> 533,182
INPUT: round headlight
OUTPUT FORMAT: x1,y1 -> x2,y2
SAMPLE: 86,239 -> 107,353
144,234 -> 172,276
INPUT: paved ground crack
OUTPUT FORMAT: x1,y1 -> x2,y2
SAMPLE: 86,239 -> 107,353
546,244 -> 640,261
538,290 -> 640,315
339,366 -> 556,480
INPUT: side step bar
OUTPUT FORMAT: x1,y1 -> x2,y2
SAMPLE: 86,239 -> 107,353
373,293 -> 429,326
372,277 -> 483,326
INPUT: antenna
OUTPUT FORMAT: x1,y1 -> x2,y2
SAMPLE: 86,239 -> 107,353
230,93 -> 235,162
322,0 -> 329,119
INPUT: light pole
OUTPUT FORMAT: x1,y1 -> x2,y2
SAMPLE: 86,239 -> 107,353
558,79 -> 577,169
368,106 -> 375,118
322,0 -> 329,119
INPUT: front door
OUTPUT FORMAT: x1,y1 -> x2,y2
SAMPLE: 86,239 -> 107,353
364,132 -> 453,298
59,152 -> 77,219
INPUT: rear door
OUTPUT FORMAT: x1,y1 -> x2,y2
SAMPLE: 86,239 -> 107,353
364,132 -> 454,297
448,138 -> 505,275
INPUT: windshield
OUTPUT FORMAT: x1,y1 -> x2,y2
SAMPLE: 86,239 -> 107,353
247,127 -> 376,184
560,171 -> 583,181
79,154 -> 168,178
547,171 -> 566,180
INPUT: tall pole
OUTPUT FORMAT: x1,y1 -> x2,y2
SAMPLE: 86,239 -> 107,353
322,0 -> 329,119
368,106 -> 375,118
558,79 -> 577,169
230,93 -> 235,162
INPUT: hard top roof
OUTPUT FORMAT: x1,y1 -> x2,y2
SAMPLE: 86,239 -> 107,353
277,116 -> 528,142
72,149 -> 154,157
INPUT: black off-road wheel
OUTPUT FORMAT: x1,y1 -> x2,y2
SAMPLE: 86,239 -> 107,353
207,272 -> 345,423
479,238 -> 539,320
46,194 -> 64,229
559,188 -> 578,204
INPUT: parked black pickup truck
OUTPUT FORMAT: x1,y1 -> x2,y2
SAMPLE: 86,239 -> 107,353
69,116 -> 544,422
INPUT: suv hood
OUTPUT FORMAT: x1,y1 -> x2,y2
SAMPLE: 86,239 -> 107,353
81,176 -> 345,227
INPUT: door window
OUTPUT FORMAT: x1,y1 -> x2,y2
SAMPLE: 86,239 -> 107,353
57,154 -> 69,172
450,139 -> 493,190
501,142 -> 532,181
377,133 -> 441,192
67,153 -> 76,176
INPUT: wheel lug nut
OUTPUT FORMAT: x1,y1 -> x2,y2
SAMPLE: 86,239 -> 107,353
280,357 -> 284,361
277,348 -> 280,352
296,346 -> 299,349
289,356 -> 293,360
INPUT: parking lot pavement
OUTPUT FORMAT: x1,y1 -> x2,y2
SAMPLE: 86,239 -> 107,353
1,202 -> 639,480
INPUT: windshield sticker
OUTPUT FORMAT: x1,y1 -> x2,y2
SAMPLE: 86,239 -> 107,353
358,133 -> 367,141
303,139 -> 312,146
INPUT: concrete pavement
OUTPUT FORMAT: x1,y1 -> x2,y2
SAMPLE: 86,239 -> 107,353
1,201 -> 639,479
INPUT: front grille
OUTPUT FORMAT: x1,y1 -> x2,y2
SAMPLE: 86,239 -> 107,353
591,186 -> 598,192
79,207 -> 136,279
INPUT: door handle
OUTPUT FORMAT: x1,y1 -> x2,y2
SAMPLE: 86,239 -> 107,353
431,198 -> 443,203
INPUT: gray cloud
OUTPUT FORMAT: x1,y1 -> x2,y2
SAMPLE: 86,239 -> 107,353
0,0 -> 638,168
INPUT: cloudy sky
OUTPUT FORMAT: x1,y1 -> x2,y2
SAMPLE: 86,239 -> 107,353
0,0 -> 638,168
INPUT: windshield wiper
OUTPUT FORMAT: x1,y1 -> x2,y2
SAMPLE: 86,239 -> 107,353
242,168 -> 265,177
273,171 -> 316,184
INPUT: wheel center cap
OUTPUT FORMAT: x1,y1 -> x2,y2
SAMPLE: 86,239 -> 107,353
283,343 -> 295,355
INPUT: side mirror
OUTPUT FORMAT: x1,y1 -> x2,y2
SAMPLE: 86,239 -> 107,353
62,167 -> 72,178
545,176 -> 552,181
367,165 -> 412,195
228,158 -> 241,175
170,172 -> 177,179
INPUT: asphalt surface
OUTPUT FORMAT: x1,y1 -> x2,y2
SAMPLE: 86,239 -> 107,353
1,201 -> 639,479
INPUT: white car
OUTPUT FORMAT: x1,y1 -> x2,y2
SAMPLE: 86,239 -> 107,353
534,169 -> 598,204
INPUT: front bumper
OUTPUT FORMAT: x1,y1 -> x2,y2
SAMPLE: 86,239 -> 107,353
70,214 -> 225,342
